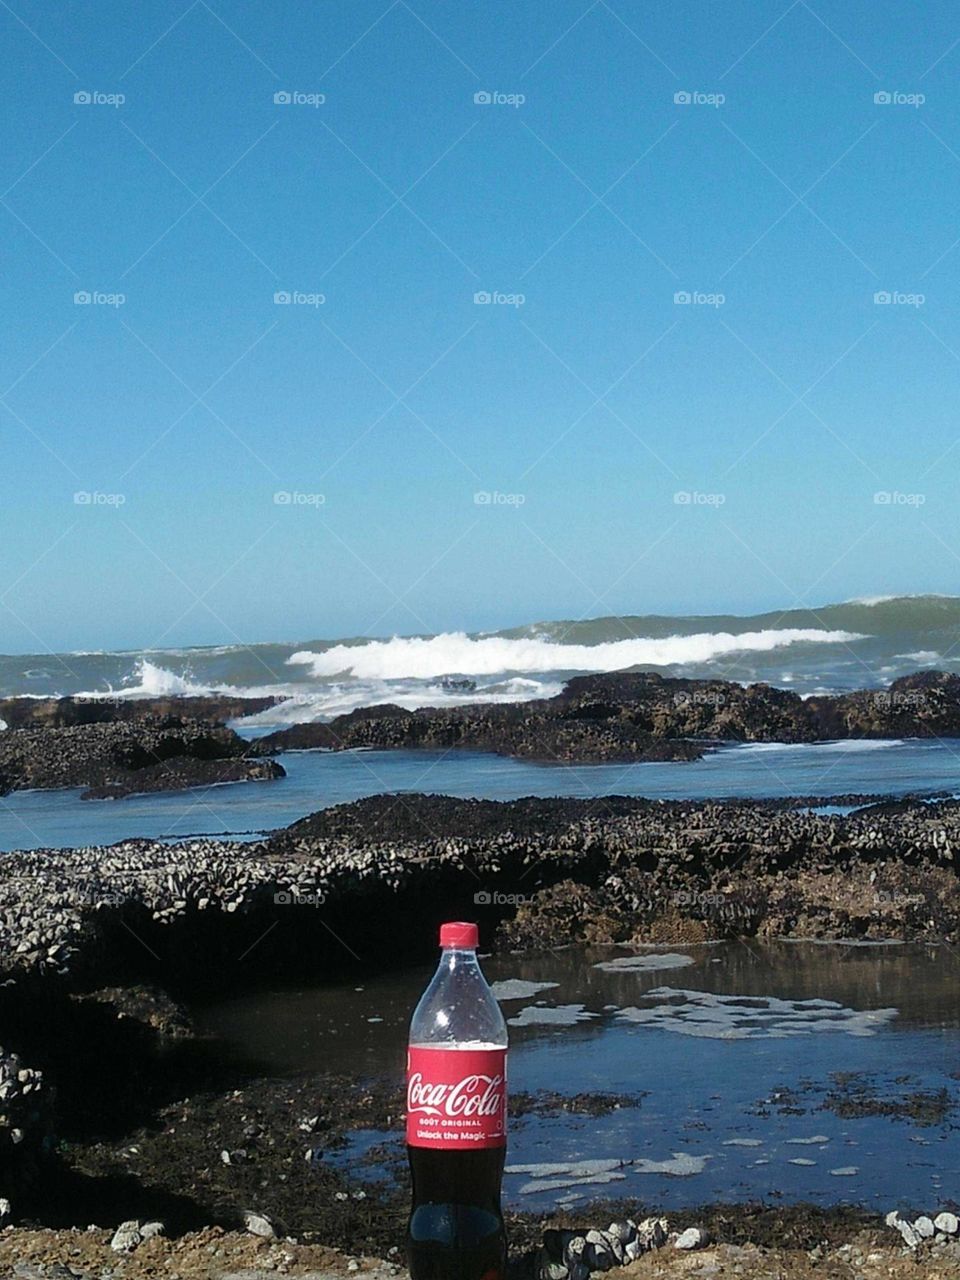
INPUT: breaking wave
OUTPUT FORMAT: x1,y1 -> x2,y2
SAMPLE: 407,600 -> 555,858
286,628 -> 864,681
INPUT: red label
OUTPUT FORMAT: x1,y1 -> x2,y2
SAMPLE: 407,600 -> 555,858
406,1046 -> 507,1148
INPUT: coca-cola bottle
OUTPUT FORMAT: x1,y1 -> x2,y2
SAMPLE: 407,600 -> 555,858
406,921 -> 508,1280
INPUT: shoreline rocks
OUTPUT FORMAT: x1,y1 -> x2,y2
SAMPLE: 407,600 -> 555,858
0,694 -> 280,730
79,755 -> 284,800
0,718 -> 283,799
0,1218 -> 943,1279
247,669 -> 960,764
0,791 -> 956,988
4,670 -> 960,791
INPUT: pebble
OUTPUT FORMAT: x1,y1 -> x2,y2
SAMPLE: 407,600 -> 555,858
110,1219 -> 145,1252
885,1212 -> 921,1249
584,1228 -> 615,1270
935,1212 -> 959,1235
607,1220 -> 636,1245
675,1227 -> 709,1250
242,1210 -> 276,1239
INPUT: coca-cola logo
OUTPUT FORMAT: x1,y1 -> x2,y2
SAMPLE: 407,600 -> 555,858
407,1071 -> 504,1119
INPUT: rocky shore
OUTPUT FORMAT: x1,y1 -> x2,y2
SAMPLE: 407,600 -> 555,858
5,1216 -> 956,1280
1,791 -> 957,985
248,670 -> 960,763
4,670 -> 960,797
0,791 -> 957,984
0,717 -> 284,799
0,787 -> 957,1273
0,695 -> 280,730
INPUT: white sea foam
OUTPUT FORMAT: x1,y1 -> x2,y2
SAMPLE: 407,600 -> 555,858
731,739 -> 903,754
593,953 -> 694,974
845,593 -> 959,606
238,676 -> 566,726
617,988 -> 898,1039
74,659 -> 239,701
517,1174 -> 625,1194
490,979 -> 560,1001
287,627 -> 865,681
507,1004 -> 598,1026
72,659 -> 565,724
507,1152 -> 707,1195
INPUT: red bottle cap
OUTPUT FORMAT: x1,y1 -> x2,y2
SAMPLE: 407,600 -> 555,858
440,921 -> 479,949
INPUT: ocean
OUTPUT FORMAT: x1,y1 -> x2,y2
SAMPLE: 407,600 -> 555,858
2,594 -> 959,728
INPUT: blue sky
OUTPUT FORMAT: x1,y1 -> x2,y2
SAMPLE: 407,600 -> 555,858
2,0 -> 960,651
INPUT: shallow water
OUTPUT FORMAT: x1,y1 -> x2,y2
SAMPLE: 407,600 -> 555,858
2,737 -> 959,851
194,942 -> 960,1213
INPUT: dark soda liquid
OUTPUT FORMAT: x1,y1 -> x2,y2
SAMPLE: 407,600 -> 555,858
406,1144 -> 507,1280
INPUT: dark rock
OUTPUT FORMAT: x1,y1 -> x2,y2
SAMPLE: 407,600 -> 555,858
80,756 -> 284,800
0,718 -> 280,798
0,695 -> 280,730
248,670 -> 960,765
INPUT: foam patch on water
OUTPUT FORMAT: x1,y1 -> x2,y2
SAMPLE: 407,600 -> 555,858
616,988 -> 898,1038
787,1135 -> 830,1145
830,1167 -> 859,1176
783,938 -> 904,948
490,979 -> 560,1001
724,1138 -> 763,1147
788,1158 -> 817,1166
508,1004 -> 598,1026
507,1152 -> 707,1194
634,1153 -> 709,1176
508,1158 -> 627,1193
593,953 -> 695,974
507,1158 -> 627,1178
734,739 -> 903,754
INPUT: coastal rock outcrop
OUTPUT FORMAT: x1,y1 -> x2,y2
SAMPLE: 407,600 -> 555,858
0,694 -> 279,730
0,793 -> 956,988
0,718 -> 283,799
248,670 -> 960,764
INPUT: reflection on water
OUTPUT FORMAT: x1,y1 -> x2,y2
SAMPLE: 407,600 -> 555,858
195,941 -> 960,1212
